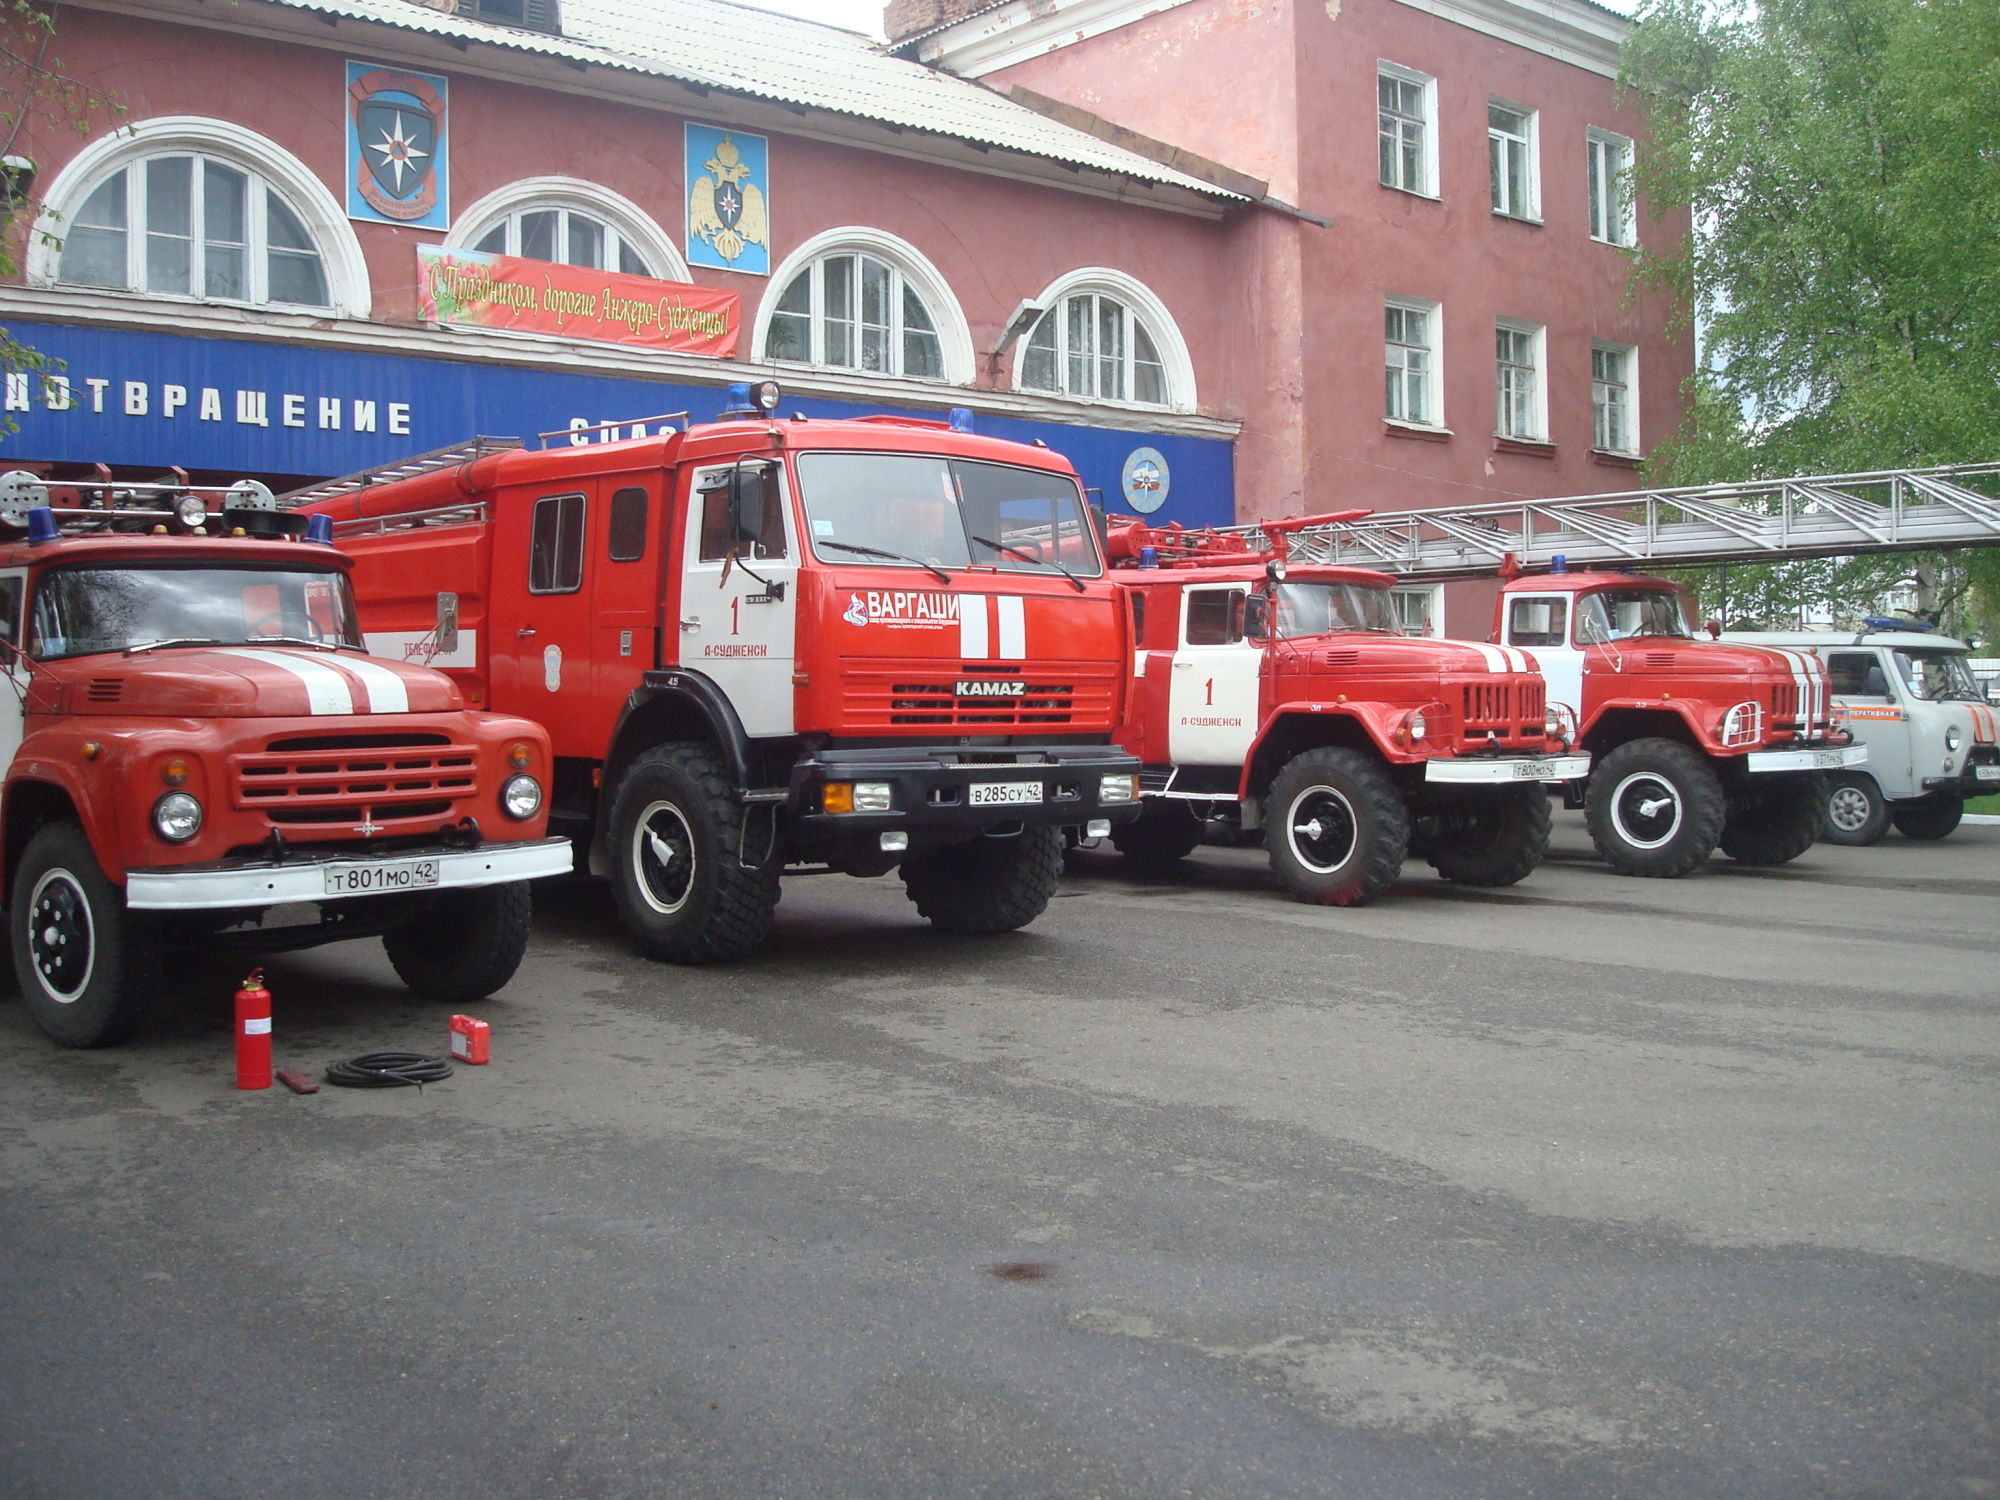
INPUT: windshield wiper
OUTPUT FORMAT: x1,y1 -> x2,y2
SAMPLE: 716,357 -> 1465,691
817,539 -> 953,585
125,637 -> 226,654
254,635 -> 353,652
970,536 -> 1086,593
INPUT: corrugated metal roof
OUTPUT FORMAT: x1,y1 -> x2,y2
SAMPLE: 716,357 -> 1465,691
260,0 -> 1245,200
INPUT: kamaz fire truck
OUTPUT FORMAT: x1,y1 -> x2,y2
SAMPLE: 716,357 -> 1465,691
288,383 -> 1142,963
1494,565 -> 1864,875
1100,515 -> 1588,906
0,471 -> 568,1047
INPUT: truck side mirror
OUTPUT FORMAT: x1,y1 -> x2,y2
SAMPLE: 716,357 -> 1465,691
1706,618 -> 1722,639
727,467 -> 766,546
1243,594 -> 1270,640
435,592 -> 458,656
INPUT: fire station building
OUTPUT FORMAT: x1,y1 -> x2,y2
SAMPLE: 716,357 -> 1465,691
0,0 -> 1684,636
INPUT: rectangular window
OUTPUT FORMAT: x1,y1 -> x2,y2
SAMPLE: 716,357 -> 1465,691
145,156 -> 194,296
1592,343 -> 1635,453
1507,596 -> 1569,648
608,486 -> 649,562
1392,585 -> 1441,637
698,466 -> 788,563
1828,651 -> 1889,697
1378,65 -> 1433,195
1384,301 -> 1436,425
1488,103 -> 1536,219
1588,129 -> 1634,245
1495,323 -> 1542,440
1185,588 -> 1246,646
529,493 -> 587,594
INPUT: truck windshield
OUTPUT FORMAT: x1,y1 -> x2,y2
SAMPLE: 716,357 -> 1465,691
29,564 -> 365,660
1893,648 -> 1985,702
1271,582 -> 1399,637
1576,588 -> 1691,641
795,452 -> 1103,578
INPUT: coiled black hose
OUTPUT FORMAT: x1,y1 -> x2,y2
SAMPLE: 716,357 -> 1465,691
323,1051 -> 455,1089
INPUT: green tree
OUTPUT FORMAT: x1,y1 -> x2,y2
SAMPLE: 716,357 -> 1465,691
1620,0 -> 2000,638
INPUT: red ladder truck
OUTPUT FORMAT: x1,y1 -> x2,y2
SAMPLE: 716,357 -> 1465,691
288,383 -> 1143,962
0,469 -> 568,1047
1102,513 -> 1588,905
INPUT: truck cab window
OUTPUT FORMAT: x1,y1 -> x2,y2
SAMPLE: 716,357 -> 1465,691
1508,596 -> 1567,647
607,487 -> 649,562
1186,589 -> 1245,645
698,466 -> 788,563
1894,648 -> 1983,702
1827,652 -> 1883,697
529,493 -> 587,594
0,576 -> 22,645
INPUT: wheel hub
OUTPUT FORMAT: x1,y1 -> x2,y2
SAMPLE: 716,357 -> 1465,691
1288,785 -> 1359,874
1828,786 -> 1872,831
1610,772 -> 1684,851
28,868 -> 94,1004
632,801 -> 697,915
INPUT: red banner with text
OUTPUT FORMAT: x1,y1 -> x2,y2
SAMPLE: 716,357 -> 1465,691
417,245 -> 740,358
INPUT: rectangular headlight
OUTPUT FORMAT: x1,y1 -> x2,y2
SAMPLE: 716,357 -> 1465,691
853,781 -> 894,813
1098,774 -> 1139,804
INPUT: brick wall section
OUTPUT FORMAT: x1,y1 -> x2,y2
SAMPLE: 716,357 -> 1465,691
884,0 -> 1003,44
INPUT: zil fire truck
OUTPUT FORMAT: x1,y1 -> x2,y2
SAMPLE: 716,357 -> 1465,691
0,471 -> 568,1048
1100,515 -> 1589,906
288,382 -> 1142,963
1494,565 -> 1864,876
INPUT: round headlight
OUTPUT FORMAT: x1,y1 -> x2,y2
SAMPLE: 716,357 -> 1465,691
752,379 -> 782,412
174,494 -> 208,529
1406,709 -> 1427,742
153,791 -> 202,842
1945,725 -> 1962,752
501,773 -> 543,820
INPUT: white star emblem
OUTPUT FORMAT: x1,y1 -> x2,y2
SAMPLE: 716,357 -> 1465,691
367,114 -> 429,192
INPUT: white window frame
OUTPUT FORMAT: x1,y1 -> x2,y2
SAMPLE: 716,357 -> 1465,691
1488,99 -> 1540,222
1591,340 -> 1638,454
1384,296 -> 1442,428
1378,62 -> 1439,198
1587,128 -> 1636,247
1009,266 -> 1196,413
447,177 -> 687,281
28,116 -> 369,318
1495,320 -> 1547,441
754,227 -> 973,386
1392,584 -> 1443,638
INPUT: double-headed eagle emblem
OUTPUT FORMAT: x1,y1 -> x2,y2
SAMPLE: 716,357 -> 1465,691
688,136 -> 767,265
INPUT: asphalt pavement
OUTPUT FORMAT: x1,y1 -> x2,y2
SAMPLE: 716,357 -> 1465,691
2,812 -> 1996,1499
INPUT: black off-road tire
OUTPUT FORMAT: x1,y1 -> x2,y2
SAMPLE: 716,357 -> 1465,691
1584,738 -> 1727,878
10,821 -> 159,1048
608,742 -> 780,963
384,882 -> 534,1003
1719,773 -> 1825,865
1109,798 -> 1205,864
1892,795 -> 1964,841
1426,785 -> 1553,887
1823,772 -> 1891,846
901,828 -> 1064,934
1265,747 -> 1409,906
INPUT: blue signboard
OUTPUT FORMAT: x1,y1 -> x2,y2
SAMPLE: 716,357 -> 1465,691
0,320 -> 1233,530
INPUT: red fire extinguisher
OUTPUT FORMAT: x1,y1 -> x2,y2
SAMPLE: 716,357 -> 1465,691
235,969 -> 272,1090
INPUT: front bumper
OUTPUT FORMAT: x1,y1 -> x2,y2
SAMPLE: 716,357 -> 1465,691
1425,753 -> 1592,784
789,745 -> 1143,841
1745,744 -> 1869,773
1921,763 -> 2000,796
125,836 -> 574,911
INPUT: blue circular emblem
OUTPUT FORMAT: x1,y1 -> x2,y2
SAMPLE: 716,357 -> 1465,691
1121,447 -> 1170,514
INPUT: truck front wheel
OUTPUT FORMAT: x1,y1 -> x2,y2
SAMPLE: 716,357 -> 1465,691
10,822 -> 159,1048
1109,799 -> 1205,864
609,743 -> 781,963
384,882 -> 534,1003
1583,738 -> 1726,877
1823,772 -> 1891,846
902,828 -> 1063,933
1426,786 -> 1552,887
1892,794 -> 1964,841
1719,773 -> 1825,865
1266,747 -> 1409,906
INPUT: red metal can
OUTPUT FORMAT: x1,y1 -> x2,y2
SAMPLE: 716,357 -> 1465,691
234,969 -> 272,1090
448,1014 -> 490,1065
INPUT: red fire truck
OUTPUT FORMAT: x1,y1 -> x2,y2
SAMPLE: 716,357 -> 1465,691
289,383 -> 1142,963
1101,515 -> 1589,905
1493,565 -> 1864,875
0,471 -> 568,1048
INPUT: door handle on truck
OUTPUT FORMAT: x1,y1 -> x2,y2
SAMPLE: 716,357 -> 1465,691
680,617 -> 700,633
516,627 -> 536,638
1173,660 -> 1193,670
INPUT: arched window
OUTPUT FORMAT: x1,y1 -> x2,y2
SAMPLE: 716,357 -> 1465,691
33,119 -> 365,315
449,178 -> 685,282
756,230 -> 971,385
1012,270 -> 1193,410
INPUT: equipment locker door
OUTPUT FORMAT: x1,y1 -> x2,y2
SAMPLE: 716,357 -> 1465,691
490,484 -> 601,757
1168,585 -> 1261,766
1505,593 -> 1582,716
682,460 -> 798,737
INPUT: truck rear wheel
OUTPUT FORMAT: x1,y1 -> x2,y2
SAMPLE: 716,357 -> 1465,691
10,822 -> 159,1048
1823,772 -> 1891,846
1426,786 -> 1552,887
1266,747 -> 1409,906
1109,799 -> 1205,864
902,828 -> 1063,934
1892,794 -> 1964,840
609,743 -> 780,963
384,882 -> 534,1003
1584,738 -> 1726,878
1719,773 -> 1825,865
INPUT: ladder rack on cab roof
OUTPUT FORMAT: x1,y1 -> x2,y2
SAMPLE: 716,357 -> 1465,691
277,437 -> 523,512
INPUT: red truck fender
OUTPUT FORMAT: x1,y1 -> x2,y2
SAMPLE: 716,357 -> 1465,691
1579,695 -> 1725,756
2,752 -> 123,906
1239,700 -> 1418,799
